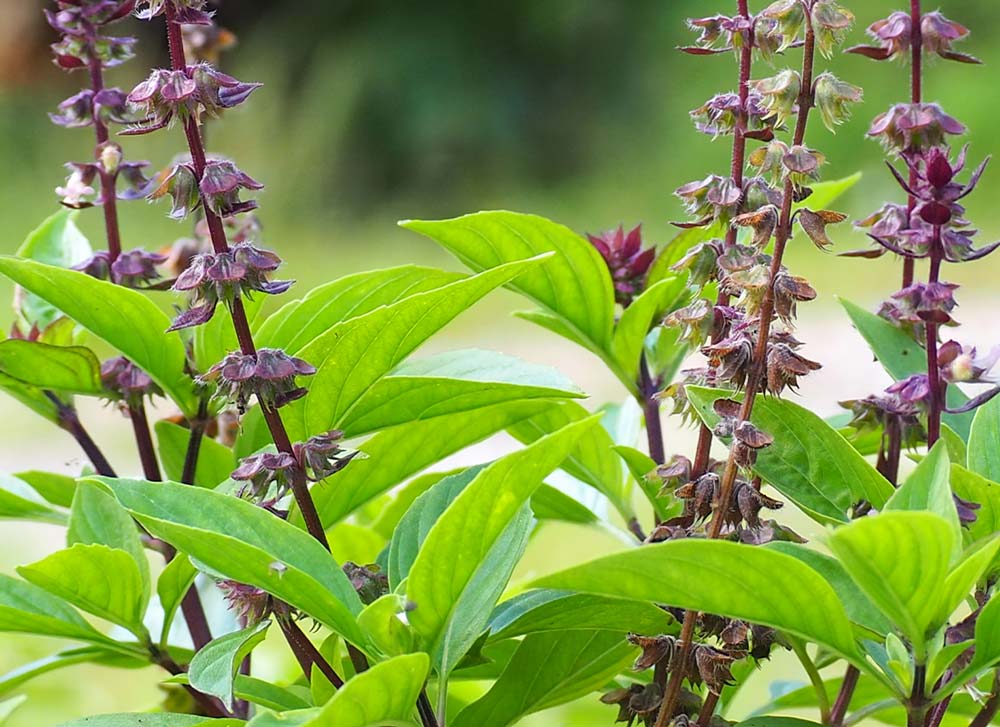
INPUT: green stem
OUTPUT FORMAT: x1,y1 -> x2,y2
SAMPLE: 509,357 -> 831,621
790,637 -> 831,724
842,699 -> 897,727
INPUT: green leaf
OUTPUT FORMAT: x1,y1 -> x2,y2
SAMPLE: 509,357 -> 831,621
357,595 -> 413,657
0,646 -> 145,696
0,340 -> 101,394
886,442 -> 961,555
765,542 -> 891,637
0,257 -> 197,416
951,465 -> 1000,544
407,417 -> 599,674
0,370 -> 60,424
827,512 -> 954,651
297,257 -> 545,438
452,630 -> 635,727
611,276 -> 688,387
14,210 -> 92,330
735,719 -> 823,727
936,594 -> 1000,700
534,538 -> 860,661
97,477 -> 368,648
67,481 -> 149,593
0,473 -> 64,524
307,401 -> 550,529
934,535 -> 1000,630
795,172 -> 862,212
403,211 -> 615,351
0,574 -> 112,645
300,653 -> 429,727
340,349 -> 583,437
0,697 -> 25,726
487,589 -> 675,642
613,445 -> 673,522
686,386 -> 892,524
840,298 -> 972,438
18,544 -> 149,637
256,265 -> 463,354
15,470 -> 76,508
387,467 -> 484,589
530,485 -> 598,525
508,401 -> 632,519
969,394 -> 1000,482
370,471 -> 455,540
56,715 -> 242,727
156,553 -> 197,647
155,420 -> 236,488
166,673 -> 311,713
189,621 -> 271,710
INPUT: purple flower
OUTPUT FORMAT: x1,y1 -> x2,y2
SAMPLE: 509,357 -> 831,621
199,348 -> 315,412
675,175 -> 742,226
199,160 -> 264,217
217,580 -> 271,624
231,451 -> 297,501
169,243 -> 292,331
868,103 -> 965,153
586,225 -> 656,306
50,90 -> 94,128
100,356 -> 162,408
879,281 -> 959,325
110,248 -> 166,288
73,251 -> 113,281
135,0 -> 214,25
938,341 -> 1000,384
691,92 -> 774,140
293,431 -> 358,482
886,374 -> 932,408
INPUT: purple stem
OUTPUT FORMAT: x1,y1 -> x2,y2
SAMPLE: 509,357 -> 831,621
48,392 -> 116,476
639,355 -> 665,466
925,228 -> 944,446
128,401 -> 162,482
84,32 -> 122,261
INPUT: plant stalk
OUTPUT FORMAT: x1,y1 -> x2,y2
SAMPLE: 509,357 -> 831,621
49,393 -> 117,476
907,663 -> 927,727
84,29 -> 122,261
128,401 -> 162,482
902,0 -> 922,288
829,665 -> 860,727
276,611 -> 344,689
925,227 -> 944,446
654,16 -> 818,727
640,355 -> 665,466
696,691 -> 720,727
969,670 -> 1000,727
162,7 -> 330,551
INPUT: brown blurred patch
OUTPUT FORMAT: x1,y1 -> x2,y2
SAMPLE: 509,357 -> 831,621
0,0 -> 47,86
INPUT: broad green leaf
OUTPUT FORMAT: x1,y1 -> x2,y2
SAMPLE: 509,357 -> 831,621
934,536 -> 1000,629
155,420 -> 236,488
487,590 -> 674,642
357,595 -> 413,657
307,401 -> 549,529
886,442 -> 961,555
96,478 -> 368,648
16,470 -> 76,508
840,298 -> 972,438
166,673 -> 311,713
370,472 -> 454,540
794,172 -> 862,212
67,481 -> 149,592
402,211 -> 616,351
0,574 -> 112,645
0,257 -> 197,415
0,370 -> 60,424
298,257 -> 544,438
765,542 -> 891,637
56,715 -> 242,727
735,719 -> 823,727
340,349 -> 583,437
951,465 -> 1000,544
513,310 -> 601,358
407,417 -> 599,673
18,544 -> 149,637
508,401 -> 632,519
827,512 -> 953,651
936,594 -> 1000,700
611,276 -> 688,388
189,621 -> 271,710
0,340 -> 101,394
534,538 -> 860,660
0,697 -> 25,726
14,210 -> 92,330
0,473 -> 64,524
156,553 -> 197,647
300,653 -> 429,727
530,485 -> 598,525
686,386 -> 893,524
193,295 -> 264,374
247,711 -> 316,727
969,394 -> 1000,482
613,445 -> 674,522
452,630 -> 635,727
256,265 -> 463,354
0,646 -> 145,695
387,467 -> 485,588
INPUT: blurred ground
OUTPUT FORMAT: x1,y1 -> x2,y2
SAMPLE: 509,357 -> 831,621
2,1 -> 1000,724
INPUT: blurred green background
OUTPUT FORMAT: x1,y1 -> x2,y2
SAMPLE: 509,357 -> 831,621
2,1 -> 1000,724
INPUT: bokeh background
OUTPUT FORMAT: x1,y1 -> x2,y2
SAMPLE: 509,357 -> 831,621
1,1 -> 999,724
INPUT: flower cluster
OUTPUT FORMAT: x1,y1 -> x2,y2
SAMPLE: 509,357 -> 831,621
198,348 -> 315,413
848,10 -> 980,64
100,356 -> 162,410
586,225 -> 656,307
169,242 -> 292,330
230,431 -> 357,503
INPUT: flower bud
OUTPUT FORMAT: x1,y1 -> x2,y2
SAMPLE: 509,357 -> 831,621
813,73 -> 863,132
753,70 -> 801,127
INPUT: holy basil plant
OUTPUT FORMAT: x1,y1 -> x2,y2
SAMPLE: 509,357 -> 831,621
2,2 -> 1000,727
